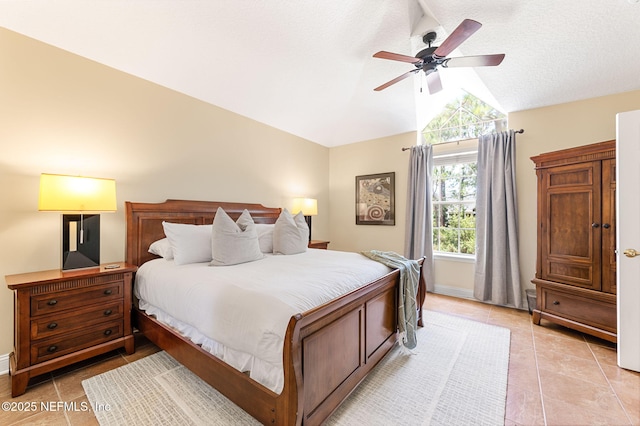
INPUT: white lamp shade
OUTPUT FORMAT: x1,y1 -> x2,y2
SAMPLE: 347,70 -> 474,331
39,174 -> 117,212
292,198 -> 318,216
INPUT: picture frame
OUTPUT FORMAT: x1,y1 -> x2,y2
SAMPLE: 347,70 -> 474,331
355,172 -> 395,225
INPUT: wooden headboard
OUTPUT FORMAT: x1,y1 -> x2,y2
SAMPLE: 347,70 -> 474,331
125,199 -> 282,267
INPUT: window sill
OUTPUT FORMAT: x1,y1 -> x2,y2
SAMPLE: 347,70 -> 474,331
434,253 -> 476,263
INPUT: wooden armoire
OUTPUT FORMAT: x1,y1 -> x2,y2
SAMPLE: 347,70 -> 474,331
531,140 -> 617,342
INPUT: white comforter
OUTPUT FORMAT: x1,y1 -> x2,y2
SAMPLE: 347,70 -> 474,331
134,249 -> 392,393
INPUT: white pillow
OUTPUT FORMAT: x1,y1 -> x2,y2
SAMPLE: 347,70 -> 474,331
273,208 -> 309,255
148,238 -> 173,259
162,222 -> 213,265
210,207 -> 264,266
256,223 -> 275,253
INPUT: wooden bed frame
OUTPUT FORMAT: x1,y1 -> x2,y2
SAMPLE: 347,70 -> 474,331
125,199 -> 426,425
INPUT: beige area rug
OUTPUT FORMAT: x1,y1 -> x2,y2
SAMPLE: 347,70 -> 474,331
82,311 -> 510,426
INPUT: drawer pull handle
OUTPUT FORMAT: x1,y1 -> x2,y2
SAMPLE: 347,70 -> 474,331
47,299 -> 58,306
104,329 -> 112,336
104,309 -> 113,316
602,223 -> 611,229
592,223 -> 600,228
553,300 -> 560,305
47,345 -> 58,353
47,322 -> 58,330
103,289 -> 113,295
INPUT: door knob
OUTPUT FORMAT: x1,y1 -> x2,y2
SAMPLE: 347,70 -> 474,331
623,248 -> 639,258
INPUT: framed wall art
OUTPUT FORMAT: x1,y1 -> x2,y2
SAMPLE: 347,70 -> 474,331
355,172 -> 395,225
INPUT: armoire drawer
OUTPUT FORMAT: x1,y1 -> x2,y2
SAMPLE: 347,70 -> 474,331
541,288 -> 616,332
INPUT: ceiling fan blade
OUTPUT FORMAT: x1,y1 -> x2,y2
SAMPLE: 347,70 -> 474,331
433,19 -> 482,58
426,72 -> 443,94
443,54 -> 505,68
373,51 -> 422,64
374,69 -> 419,91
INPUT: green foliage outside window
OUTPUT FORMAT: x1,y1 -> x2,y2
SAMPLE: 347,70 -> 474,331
432,162 -> 477,255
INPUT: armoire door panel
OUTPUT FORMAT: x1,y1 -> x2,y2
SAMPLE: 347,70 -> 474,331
547,168 -> 593,187
546,191 -> 594,258
546,259 -> 594,288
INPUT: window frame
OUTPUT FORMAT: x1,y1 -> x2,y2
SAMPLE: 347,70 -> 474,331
432,149 -> 478,259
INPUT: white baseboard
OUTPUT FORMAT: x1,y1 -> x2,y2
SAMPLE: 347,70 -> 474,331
433,284 -> 475,300
0,353 -> 9,376
432,284 -> 528,311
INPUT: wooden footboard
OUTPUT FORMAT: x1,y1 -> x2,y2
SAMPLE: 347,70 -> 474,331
126,200 -> 426,425
288,270 -> 402,425
134,265 -> 421,425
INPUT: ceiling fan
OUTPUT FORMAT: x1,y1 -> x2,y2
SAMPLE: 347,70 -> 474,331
373,19 -> 505,93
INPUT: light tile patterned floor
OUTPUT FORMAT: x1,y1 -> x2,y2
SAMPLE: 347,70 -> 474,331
1,293 -> 638,425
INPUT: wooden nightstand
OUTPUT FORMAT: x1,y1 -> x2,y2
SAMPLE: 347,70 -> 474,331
308,240 -> 330,249
5,262 -> 137,397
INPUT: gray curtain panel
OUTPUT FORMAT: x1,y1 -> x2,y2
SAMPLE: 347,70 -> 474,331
474,130 -> 522,308
404,144 -> 436,292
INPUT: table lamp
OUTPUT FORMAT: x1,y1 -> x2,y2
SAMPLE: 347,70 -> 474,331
38,173 -> 116,270
292,198 -> 317,241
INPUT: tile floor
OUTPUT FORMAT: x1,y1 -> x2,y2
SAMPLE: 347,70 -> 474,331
1,293 -> 638,425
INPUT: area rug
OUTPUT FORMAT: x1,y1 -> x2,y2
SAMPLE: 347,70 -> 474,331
82,311 -> 510,426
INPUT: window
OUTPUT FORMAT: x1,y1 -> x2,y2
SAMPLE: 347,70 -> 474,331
432,152 -> 477,256
422,91 -> 506,257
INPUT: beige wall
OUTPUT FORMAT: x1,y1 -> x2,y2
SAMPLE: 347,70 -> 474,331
0,28 -> 330,356
328,132 -> 415,253
329,90 -> 640,302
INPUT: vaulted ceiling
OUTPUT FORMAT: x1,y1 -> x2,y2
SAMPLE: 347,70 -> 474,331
2,0 -> 639,147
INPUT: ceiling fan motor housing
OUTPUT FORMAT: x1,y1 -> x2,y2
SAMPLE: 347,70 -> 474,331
422,31 -> 437,47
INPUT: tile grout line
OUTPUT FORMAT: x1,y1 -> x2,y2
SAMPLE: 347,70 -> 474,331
51,373 -> 72,426
584,336 -> 634,425
530,320 -> 548,426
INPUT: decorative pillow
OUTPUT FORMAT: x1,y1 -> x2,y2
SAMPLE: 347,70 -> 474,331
162,222 -> 213,265
273,208 -> 309,255
210,207 -> 264,266
256,223 -> 275,253
148,237 -> 173,259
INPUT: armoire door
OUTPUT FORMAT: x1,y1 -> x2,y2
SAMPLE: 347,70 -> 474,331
540,161 -> 602,290
601,158 -> 616,294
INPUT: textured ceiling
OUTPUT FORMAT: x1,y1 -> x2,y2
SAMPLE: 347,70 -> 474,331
1,0 -> 639,147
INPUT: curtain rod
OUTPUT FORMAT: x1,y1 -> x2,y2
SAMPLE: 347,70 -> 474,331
402,129 -> 524,151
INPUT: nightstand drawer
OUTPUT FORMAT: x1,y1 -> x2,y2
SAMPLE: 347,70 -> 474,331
31,281 -> 123,316
31,300 -> 123,340
31,319 -> 123,364
541,288 -> 616,332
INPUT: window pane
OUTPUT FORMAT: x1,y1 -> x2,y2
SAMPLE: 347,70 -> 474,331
447,204 -> 462,228
460,229 -> 476,255
432,204 -> 441,227
461,203 -> 476,228
439,228 -> 459,253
